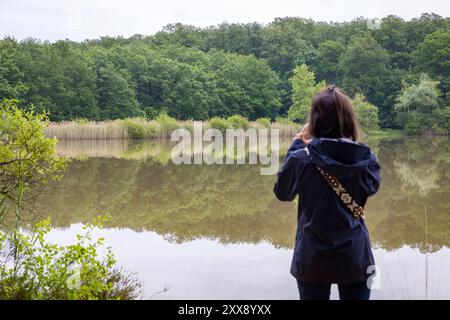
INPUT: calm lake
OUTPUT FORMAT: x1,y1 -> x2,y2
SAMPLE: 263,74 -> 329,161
33,136 -> 450,299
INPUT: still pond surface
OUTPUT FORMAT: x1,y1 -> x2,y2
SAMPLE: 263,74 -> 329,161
34,136 -> 450,299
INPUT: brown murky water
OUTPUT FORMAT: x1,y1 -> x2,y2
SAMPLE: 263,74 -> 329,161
34,136 -> 450,299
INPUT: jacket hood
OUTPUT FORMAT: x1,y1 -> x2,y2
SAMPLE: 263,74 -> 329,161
307,137 -> 373,179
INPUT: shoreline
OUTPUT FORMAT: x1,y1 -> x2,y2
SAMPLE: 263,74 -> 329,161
44,118 -> 418,141
44,118 -> 302,140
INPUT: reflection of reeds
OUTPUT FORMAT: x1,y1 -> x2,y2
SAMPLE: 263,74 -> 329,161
54,139 -> 174,161
45,118 -> 301,140
54,139 -> 131,159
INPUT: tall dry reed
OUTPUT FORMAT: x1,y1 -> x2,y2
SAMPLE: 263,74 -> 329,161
45,120 -> 128,140
45,118 -> 301,140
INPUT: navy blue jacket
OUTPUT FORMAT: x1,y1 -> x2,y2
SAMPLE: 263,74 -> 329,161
274,137 -> 381,284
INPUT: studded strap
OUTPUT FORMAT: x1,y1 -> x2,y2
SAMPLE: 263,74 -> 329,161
304,146 -> 365,220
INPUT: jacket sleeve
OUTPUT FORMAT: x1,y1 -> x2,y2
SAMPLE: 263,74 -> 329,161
273,139 -> 306,201
361,151 -> 381,197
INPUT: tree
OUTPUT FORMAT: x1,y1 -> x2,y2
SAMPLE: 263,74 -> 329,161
373,15 -> 413,69
314,40 -> 344,84
15,40 -> 99,120
352,93 -> 380,131
394,74 -> 449,135
403,13 -> 449,52
52,42 -> 99,120
209,51 -> 281,120
0,14 -> 448,127
373,16 -> 407,53
94,60 -> 142,120
0,39 -> 28,99
413,30 -> 450,104
153,23 -> 205,48
0,99 -> 66,224
0,100 -> 141,299
288,64 -> 325,122
204,22 -> 264,57
163,62 -> 210,120
338,33 -> 394,125
261,21 -> 316,76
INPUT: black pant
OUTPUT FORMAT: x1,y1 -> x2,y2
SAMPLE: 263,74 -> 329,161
297,279 -> 371,300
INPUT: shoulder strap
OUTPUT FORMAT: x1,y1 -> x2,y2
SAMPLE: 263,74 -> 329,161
304,146 -> 365,220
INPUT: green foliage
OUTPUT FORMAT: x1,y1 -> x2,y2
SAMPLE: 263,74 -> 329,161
122,118 -> 158,139
143,106 -> 159,120
0,13 -> 449,130
208,50 -> 281,120
394,74 -> 448,135
255,118 -> 271,129
287,64 -> 325,122
413,31 -> 450,81
161,62 -> 210,120
373,16 -> 408,57
0,217 -> 142,300
352,93 -> 380,131
0,99 -> 67,220
338,34 -> 392,116
227,115 -> 250,129
0,39 -> 28,99
260,18 -> 316,75
208,117 -> 229,132
314,40 -> 344,83
93,60 -> 142,120
413,30 -> 450,105
0,100 -> 142,300
432,107 -> 450,134
156,112 -> 179,133
17,40 -> 99,120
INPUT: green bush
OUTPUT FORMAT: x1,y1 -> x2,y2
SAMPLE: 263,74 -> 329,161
287,64 -> 325,123
227,115 -> 249,129
255,118 -> 271,129
123,118 -> 159,139
0,99 -> 67,211
0,217 -> 142,300
143,106 -> 159,120
123,118 -> 145,139
0,101 -> 143,300
394,74 -> 447,135
208,117 -> 229,132
144,121 -> 160,138
432,107 -> 450,135
404,108 -> 450,135
353,93 -> 380,131
156,112 -> 179,135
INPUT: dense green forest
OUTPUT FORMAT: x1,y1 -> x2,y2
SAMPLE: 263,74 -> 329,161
1,13 -> 449,132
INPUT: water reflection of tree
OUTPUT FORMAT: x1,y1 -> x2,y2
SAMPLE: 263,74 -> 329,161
33,137 -> 450,253
367,137 -> 450,253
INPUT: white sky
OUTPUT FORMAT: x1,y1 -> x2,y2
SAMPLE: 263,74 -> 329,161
1,0 -> 449,41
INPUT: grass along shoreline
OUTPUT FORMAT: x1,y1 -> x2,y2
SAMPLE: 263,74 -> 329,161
44,114 -> 302,140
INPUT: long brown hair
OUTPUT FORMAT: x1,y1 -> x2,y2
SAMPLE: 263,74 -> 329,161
308,85 -> 360,141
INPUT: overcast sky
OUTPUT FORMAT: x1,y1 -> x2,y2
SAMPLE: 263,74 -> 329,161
1,0 -> 449,41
